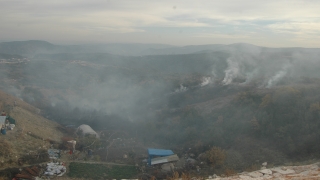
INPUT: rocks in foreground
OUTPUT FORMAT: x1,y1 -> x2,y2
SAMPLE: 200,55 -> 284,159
206,162 -> 320,180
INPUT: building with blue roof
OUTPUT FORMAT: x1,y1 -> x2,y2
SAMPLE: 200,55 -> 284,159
147,148 -> 174,165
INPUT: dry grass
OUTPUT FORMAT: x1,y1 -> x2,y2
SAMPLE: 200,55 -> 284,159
0,140 -> 13,157
0,90 -> 39,115
224,168 -> 237,177
167,172 -> 192,180
10,106 -> 64,142
0,89 -> 67,169
244,164 -> 260,172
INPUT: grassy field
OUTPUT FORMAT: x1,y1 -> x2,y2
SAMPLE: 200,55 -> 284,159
68,162 -> 138,179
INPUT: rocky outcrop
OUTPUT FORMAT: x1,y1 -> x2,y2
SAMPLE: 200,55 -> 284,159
206,162 -> 320,180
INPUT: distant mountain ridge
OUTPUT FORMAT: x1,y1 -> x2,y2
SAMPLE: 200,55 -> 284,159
0,40 -> 278,57
0,40 -> 57,56
0,40 -> 176,56
2,40 -> 320,57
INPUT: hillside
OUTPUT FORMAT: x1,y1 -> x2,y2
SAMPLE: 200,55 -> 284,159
1,41 -> 320,175
0,90 -> 66,169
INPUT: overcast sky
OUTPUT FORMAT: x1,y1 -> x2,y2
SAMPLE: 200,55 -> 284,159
1,0 -> 320,47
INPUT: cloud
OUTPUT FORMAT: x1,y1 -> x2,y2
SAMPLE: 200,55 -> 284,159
2,0 -> 320,46
194,33 -> 249,39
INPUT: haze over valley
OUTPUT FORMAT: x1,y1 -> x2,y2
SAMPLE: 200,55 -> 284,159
1,40 -> 320,175
3,1 -> 320,179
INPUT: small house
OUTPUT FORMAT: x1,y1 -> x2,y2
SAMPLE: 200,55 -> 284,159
77,124 -> 99,138
147,148 -> 179,166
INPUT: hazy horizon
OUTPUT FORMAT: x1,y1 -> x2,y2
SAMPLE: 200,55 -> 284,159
1,40 -> 319,49
2,0 -> 320,47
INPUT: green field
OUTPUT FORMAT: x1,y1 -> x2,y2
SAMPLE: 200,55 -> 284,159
68,162 -> 138,179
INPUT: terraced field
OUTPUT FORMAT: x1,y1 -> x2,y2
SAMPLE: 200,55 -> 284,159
68,162 -> 139,179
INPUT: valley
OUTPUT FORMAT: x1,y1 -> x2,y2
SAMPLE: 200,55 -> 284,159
1,41 -> 320,179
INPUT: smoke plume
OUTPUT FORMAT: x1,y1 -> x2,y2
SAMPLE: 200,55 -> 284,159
200,77 -> 211,87
222,57 -> 240,85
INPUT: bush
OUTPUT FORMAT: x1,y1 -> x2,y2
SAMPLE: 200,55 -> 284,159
93,155 -> 100,161
224,168 -> 237,177
224,150 -> 245,170
205,147 -> 226,168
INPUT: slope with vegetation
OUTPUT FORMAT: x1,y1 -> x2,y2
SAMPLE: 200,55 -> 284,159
1,41 -> 320,175
0,90 -> 65,169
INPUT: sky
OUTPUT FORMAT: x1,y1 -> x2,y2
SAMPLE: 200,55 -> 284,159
1,0 -> 320,47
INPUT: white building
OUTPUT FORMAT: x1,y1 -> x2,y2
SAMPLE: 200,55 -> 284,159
77,124 -> 99,138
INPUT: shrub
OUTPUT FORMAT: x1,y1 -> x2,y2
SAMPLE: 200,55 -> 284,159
224,150 -> 245,170
224,168 -> 237,176
93,155 -> 100,161
205,147 -> 226,168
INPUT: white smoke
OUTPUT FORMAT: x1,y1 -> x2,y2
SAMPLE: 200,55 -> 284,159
241,69 -> 259,85
200,77 -> 211,87
211,69 -> 217,80
266,63 -> 291,88
222,57 -> 240,85
175,84 -> 188,93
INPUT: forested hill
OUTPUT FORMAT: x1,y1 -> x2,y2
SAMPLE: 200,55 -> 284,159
1,41 -> 320,170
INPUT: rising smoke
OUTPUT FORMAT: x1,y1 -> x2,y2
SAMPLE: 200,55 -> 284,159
266,62 -> 292,88
175,84 -> 188,93
217,46 -> 320,88
2,42 -> 320,123
222,57 -> 240,85
200,77 -> 211,87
